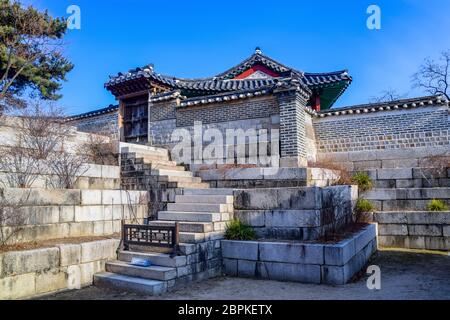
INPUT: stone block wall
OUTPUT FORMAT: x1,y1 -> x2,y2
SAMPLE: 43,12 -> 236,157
374,211 -> 450,251
196,167 -> 339,189
68,112 -> 119,139
0,239 -> 120,300
222,224 -> 377,285
0,188 -> 148,245
233,185 -> 358,240
314,104 -> 450,169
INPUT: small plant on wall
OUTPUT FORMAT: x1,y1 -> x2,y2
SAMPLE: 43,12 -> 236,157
225,219 -> 256,241
427,199 -> 449,212
354,198 -> 375,223
352,172 -> 373,192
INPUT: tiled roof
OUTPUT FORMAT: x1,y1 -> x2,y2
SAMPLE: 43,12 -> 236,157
66,104 -> 119,121
318,95 -> 449,118
105,48 -> 352,104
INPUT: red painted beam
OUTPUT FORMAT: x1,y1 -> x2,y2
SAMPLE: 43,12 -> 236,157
234,65 -> 280,79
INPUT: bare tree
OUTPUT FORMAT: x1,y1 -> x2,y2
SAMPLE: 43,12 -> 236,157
78,131 -> 119,166
46,145 -> 88,189
369,88 -> 403,103
19,101 -> 69,159
0,135 -> 40,188
0,188 -> 31,246
412,50 -> 450,100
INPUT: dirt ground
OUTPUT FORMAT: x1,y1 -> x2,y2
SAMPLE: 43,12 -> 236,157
39,250 -> 450,300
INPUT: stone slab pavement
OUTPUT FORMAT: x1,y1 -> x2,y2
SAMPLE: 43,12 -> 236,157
37,251 -> 450,300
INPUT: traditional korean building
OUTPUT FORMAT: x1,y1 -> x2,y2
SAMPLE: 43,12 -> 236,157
68,48 -> 449,169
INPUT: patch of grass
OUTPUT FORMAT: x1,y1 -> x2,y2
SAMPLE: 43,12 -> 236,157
355,198 -> 375,214
354,198 -> 375,223
427,199 -> 449,212
224,219 -> 256,241
352,172 -> 373,192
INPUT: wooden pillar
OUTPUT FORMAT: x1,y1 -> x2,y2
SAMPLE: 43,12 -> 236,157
312,95 -> 321,112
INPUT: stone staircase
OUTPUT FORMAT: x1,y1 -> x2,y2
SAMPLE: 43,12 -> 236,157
94,144 -> 234,295
361,167 -> 450,251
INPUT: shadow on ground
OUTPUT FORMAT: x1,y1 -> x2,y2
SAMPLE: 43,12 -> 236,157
39,251 -> 450,300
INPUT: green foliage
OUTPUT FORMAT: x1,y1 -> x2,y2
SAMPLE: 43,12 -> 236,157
352,172 -> 373,192
355,198 -> 375,214
0,0 -> 73,111
427,199 -> 449,212
224,219 -> 256,241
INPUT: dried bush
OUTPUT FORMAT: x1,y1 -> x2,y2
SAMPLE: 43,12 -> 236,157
0,189 -> 31,246
0,136 -> 40,188
19,102 -> 69,160
309,159 -> 353,185
78,132 -> 118,166
46,146 -> 88,189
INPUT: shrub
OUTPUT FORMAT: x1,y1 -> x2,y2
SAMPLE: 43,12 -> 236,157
352,172 -> 373,192
224,219 -> 256,241
427,199 -> 449,212
355,198 -> 375,213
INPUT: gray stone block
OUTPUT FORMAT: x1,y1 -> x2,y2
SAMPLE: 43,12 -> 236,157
257,261 -> 321,284
354,224 -> 377,253
277,188 -> 321,210
324,238 -> 355,266
234,210 -> 265,227
234,189 -> 278,210
378,224 -> 408,236
443,226 -> 450,237
263,168 -> 307,180
407,212 -> 450,224
265,210 -> 321,228
222,259 -> 237,276
259,242 -> 324,264
374,212 -> 407,224
408,225 -> 442,236
377,168 -> 413,180
238,260 -> 257,278
0,247 -> 60,278
221,240 -> 259,260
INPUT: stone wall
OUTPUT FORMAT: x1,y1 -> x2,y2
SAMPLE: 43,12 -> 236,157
1,188 -> 148,245
222,224 -> 377,285
0,239 -> 120,300
233,185 -> 358,240
314,104 -> 450,169
374,211 -> 450,251
67,111 -> 119,139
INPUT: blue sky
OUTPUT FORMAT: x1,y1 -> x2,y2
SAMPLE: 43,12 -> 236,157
26,0 -> 450,115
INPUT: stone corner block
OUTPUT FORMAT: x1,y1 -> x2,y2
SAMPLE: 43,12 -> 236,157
221,240 -> 259,260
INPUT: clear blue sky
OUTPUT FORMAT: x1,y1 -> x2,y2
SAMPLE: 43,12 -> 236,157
26,0 -> 450,115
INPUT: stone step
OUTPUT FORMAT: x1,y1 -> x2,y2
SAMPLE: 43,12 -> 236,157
175,195 -> 234,204
148,220 -> 214,233
122,152 -> 170,162
182,188 -> 234,196
374,199 -> 450,212
159,176 -> 202,183
122,157 -> 177,168
121,144 -> 170,157
174,182 -> 210,189
152,170 -> 193,178
94,272 -> 167,296
118,251 -> 187,268
150,164 -> 186,171
158,211 -> 222,222
167,203 -> 232,213
364,188 -> 450,201
106,260 -> 177,281
179,231 -> 225,244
